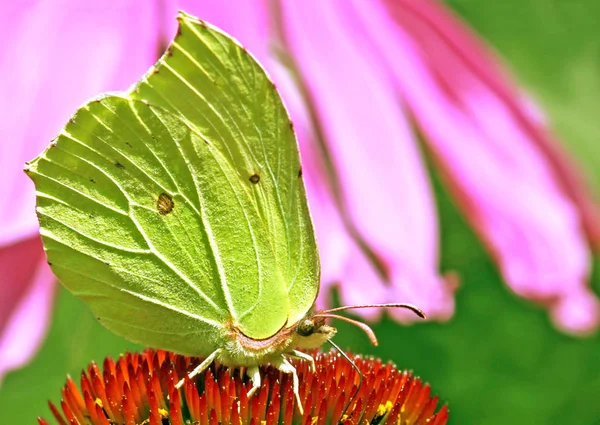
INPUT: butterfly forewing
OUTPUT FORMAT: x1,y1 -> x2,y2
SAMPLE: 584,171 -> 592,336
131,14 -> 320,333
27,12 -> 320,355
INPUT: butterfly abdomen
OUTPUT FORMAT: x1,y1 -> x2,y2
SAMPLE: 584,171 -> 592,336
217,321 -> 296,366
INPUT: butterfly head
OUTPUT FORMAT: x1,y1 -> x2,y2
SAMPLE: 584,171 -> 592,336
294,316 -> 337,349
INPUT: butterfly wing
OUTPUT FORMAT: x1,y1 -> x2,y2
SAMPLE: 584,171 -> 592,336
130,13 -> 320,331
26,12 -> 319,355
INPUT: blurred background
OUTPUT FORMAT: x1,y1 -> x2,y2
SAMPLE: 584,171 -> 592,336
1,1 -> 599,424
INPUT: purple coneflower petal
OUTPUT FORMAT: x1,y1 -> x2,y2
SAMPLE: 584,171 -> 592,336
282,71 -> 391,317
392,0 -> 600,251
0,238 -> 55,385
277,0 -> 455,321
0,0 -> 161,381
184,0 -> 600,332
350,0 -> 599,332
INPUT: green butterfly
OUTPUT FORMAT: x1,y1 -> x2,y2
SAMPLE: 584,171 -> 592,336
25,12 -> 423,413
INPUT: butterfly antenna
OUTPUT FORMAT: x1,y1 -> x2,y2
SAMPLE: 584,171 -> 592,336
314,303 -> 426,346
328,339 -> 363,419
320,303 -> 426,319
315,313 -> 379,345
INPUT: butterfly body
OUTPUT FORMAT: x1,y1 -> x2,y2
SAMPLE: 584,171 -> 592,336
216,312 -> 336,365
25,13 -> 327,413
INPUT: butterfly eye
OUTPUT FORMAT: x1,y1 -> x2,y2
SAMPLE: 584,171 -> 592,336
296,319 -> 316,337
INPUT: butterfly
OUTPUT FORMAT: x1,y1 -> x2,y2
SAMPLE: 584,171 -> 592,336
25,11 -> 424,414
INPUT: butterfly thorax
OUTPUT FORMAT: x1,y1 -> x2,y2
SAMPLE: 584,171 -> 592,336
217,317 -> 336,367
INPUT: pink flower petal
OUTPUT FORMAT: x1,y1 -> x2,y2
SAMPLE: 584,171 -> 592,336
278,0 -> 454,321
273,65 -> 390,319
304,157 -> 390,320
551,288 -> 600,335
349,0 -> 598,332
0,0 -> 162,380
0,237 -> 45,334
0,237 -> 56,385
0,0 -> 162,247
391,0 -> 600,250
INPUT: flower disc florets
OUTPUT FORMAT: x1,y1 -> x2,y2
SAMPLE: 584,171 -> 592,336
40,349 -> 448,425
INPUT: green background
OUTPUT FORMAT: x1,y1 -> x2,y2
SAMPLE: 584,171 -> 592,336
1,1 -> 599,423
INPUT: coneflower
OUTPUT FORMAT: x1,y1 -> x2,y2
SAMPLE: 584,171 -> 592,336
39,349 -> 448,425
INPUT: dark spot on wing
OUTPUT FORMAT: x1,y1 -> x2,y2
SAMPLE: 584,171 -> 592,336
157,192 -> 175,215
89,178 -> 96,183
125,142 -> 132,148
114,161 -> 125,170
298,168 -> 302,178
249,174 -> 260,184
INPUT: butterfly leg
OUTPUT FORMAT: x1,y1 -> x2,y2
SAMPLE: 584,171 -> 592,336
246,365 -> 261,398
175,349 -> 221,389
288,349 -> 316,373
274,356 -> 304,415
